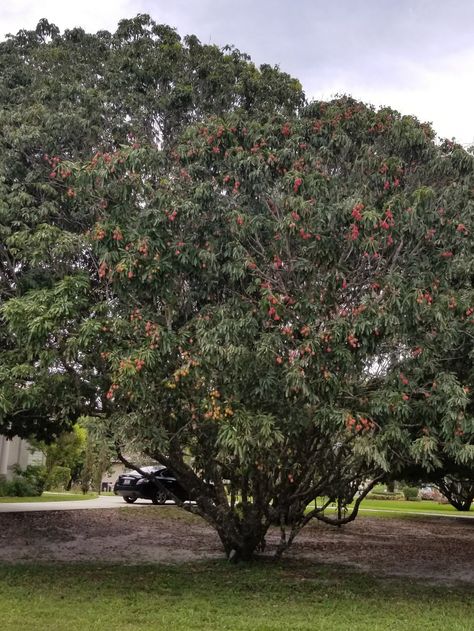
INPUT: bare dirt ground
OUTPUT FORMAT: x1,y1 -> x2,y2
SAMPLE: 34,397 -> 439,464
0,506 -> 472,585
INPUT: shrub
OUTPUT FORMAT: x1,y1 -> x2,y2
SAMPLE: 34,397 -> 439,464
367,492 -> 404,501
6,464 -> 47,496
22,465 -> 47,495
402,486 -> 419,501
14,477 -> 38,496
1,477 -> 37,497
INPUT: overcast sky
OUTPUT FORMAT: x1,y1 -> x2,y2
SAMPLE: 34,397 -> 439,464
2,0 -> 473,144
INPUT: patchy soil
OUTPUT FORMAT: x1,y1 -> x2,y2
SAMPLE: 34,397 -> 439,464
0,506 -> 472,585
288,515 -> 474,585
0,507 -> 221,565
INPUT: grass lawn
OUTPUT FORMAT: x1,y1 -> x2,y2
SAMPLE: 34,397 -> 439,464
0,561 -> 472,631
0,492 -> 97,503
305,498 -> 474,519
359,498 -> 474,516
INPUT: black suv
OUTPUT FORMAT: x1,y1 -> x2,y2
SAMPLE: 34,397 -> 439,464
114,465 -> 191,504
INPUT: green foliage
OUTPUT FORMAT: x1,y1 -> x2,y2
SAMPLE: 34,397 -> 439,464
0,477 -> 37,497
402,486 -> 420,501
47,465 -> 72,491
30,424 -> 87,490
79,419 -> 115,493
0,465 -> 46,497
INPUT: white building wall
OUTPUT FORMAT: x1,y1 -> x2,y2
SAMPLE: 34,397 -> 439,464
101,462 -> 126,491
0,435 -> 45,479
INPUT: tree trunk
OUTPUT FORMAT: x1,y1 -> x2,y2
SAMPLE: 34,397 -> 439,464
215,514 -> 268,562
450,498 -> 473,512
437,478 -> 474,512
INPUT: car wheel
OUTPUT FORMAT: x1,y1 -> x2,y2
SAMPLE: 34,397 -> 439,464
123,496 -> 137,504
152,489 -> 168,505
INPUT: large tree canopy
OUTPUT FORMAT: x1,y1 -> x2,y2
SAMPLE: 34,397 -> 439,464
0,15 -> 303,440
1,17 -> 473,558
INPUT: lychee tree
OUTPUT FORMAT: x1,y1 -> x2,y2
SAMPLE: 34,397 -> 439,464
3,96 -> 473,558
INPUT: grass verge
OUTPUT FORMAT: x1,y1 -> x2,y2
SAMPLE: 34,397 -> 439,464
0,493 -> 97,503
0,561 -> 472,631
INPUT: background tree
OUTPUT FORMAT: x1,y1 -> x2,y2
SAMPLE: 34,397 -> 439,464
79,420 -> 115,494
30,424 -> 87,490
0,15 -> 303,441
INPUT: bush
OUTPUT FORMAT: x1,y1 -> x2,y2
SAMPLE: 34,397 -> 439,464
2,465 -> 47,497
367,492 -> 404,501
21,465 -> 47,495
402,486 -> 420,501
4,477 -> 38,497
0,473 -> 40,497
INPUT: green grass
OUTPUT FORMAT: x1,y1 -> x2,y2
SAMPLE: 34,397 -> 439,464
306,498 -> 474,520
0,562 -> 472,631
0,492 -> 97,503
360,498 -> 474,515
